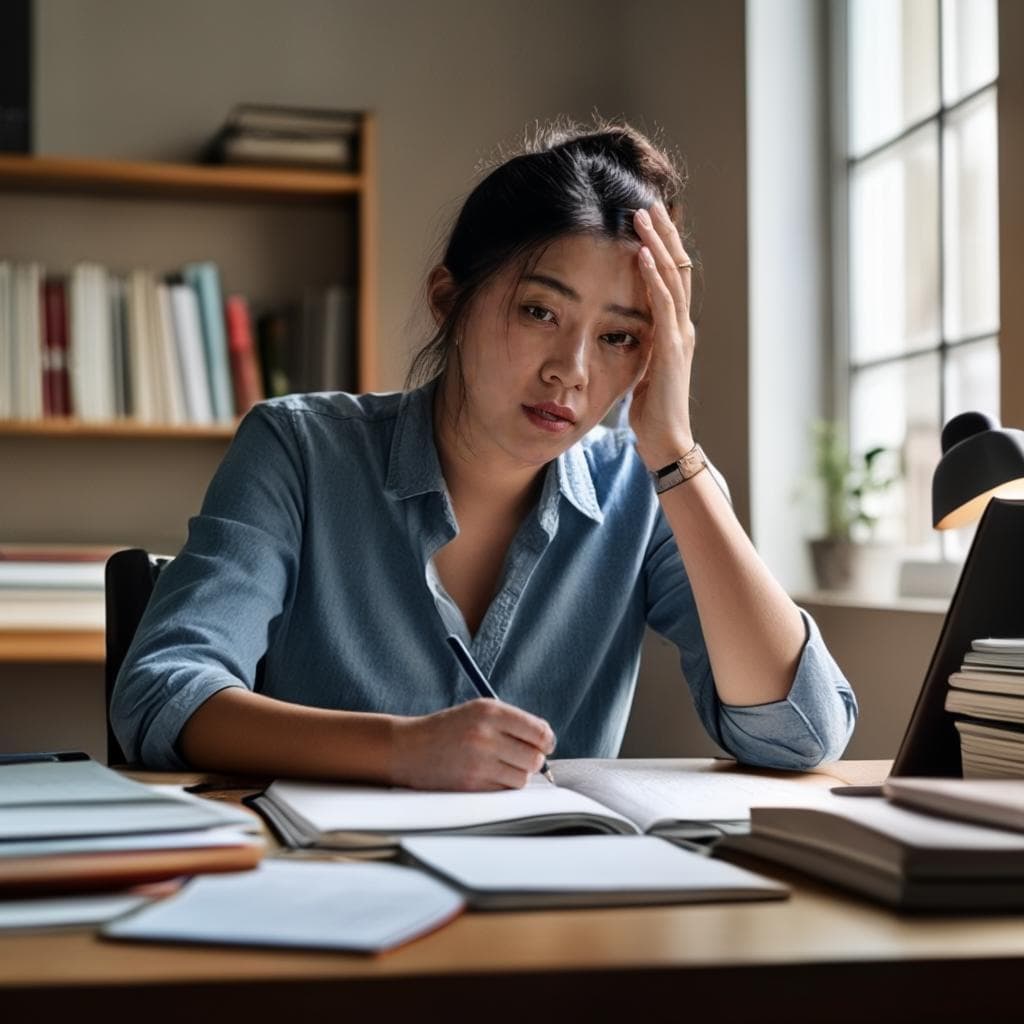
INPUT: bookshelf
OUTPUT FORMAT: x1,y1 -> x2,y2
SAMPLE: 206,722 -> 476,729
0,115 -> 378,665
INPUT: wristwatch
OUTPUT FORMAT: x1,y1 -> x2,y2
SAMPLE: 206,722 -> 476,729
653,444 -> 707,494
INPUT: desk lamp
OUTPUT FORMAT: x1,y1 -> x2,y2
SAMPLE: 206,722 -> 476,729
932,411 -> 1024,530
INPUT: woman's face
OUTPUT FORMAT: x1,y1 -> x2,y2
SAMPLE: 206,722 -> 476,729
441,233 -> 651,469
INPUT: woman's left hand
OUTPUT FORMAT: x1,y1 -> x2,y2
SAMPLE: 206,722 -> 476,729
628,201 -> 697,470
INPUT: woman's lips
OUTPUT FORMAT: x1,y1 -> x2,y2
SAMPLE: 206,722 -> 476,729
522,403 -> 575,433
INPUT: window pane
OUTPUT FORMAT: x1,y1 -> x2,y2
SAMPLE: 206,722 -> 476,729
849,0 -> 939,155
850,126 -> 939,364
943,88 -> 999,340
850,356 -> 940,549
944,336 -> 999,420
942,0 -> 998,104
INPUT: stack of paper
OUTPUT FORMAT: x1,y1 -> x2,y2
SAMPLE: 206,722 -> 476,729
0,756 -> 264,894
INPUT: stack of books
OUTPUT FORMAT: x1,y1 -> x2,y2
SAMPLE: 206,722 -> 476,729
0,544 -> 112,630
713,777 -> 1024,910
0,258 -> 356,425
945,638 -> 1024,778
202,105 -> 361,172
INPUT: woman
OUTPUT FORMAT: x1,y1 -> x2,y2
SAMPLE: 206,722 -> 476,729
112,118 -> 857,788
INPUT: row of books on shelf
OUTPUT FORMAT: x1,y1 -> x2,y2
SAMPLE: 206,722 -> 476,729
0,259 -> 356,426
945,637 -> 1024,777
0,544 -> 112,629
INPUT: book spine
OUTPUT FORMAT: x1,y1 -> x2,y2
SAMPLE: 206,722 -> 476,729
256,310 -> 293,398
225,295 -> 264,414
13,262 -> 44,420
168,282 -> 214,424
183,262 -> 235,422
42,279 -> 69,417
0,262 -> 10,418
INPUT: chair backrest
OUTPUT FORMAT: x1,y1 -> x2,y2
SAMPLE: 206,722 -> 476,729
104,548 -> 172,766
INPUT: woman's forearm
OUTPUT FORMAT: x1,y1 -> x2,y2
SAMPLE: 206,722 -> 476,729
658,468 -> 806,706
178,686 -> 398,782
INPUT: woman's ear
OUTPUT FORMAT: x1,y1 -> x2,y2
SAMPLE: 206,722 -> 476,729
426,266 -> 457,327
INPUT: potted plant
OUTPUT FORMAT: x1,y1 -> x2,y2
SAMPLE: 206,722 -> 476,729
807,421 -> 900,593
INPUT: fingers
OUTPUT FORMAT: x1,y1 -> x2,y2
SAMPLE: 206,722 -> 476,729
633,203 -> 692,316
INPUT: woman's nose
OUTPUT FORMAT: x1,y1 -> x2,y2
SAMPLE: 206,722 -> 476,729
541,333 -> 588,390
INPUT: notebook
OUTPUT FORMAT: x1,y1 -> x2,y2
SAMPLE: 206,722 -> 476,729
103,859 -> 464,953
400,834 -> 788,909
251,758 -> 837,852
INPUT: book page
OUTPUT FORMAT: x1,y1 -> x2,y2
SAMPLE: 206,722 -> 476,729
553,759 -> 835,833
266,776 -> 640,837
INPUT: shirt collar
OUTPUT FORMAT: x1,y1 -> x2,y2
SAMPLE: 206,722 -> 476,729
385,379 -> 604,524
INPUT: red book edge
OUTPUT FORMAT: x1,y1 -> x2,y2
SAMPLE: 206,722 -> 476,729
42,279 -> 71,417
225,296 -> 265,414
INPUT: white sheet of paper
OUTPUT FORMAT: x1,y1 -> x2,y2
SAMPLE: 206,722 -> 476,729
103,859 -> 464,952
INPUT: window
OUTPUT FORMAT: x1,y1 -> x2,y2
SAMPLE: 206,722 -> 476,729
841,0 -> 999,560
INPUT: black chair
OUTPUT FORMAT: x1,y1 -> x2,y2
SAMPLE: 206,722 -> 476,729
104,548 -> 173,766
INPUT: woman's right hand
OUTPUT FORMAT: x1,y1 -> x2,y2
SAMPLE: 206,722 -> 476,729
390,699 -> 556,791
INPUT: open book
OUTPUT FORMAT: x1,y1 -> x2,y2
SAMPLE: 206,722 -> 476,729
251,758 -> 839,852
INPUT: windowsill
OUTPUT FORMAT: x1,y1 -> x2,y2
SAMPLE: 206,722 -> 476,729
792,589 -> 950,615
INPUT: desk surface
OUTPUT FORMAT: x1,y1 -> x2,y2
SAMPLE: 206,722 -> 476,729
4,760 -> 1023,1022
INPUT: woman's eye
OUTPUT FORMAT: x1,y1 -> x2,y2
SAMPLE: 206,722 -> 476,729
523,304 -> 556,323
601,332 -> 640,349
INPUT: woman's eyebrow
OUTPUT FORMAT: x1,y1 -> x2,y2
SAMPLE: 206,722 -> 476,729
523,273 -> 652,326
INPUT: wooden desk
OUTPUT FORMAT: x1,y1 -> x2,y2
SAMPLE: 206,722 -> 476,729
4,760 -> 1023,1022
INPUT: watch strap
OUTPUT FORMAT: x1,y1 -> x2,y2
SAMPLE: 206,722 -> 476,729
653,444 -> 707,494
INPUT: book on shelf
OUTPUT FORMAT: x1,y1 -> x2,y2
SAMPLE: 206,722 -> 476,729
11,261 -> 44,419
946,638 -> 1024,778
42,279 -> 70,417
257,307 -> 294,398
0,756 -> 263,894
400,834 -> 788,910
168,279 -> 214,424
153,281 -> 188,426
713,792 -> 1024,910
183,261 -> 235,423
225,295 -> 264,414
250,758 -> 841,853
202,104 -> 361,171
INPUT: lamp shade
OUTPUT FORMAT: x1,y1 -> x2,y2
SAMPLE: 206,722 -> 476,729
932,411 -> 1024,529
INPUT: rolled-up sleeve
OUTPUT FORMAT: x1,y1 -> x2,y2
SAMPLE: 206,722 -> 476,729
110,404 -> 304,769
644,507 -> 858,770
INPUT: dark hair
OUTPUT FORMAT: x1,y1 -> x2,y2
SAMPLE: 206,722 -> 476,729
406,116 -> 686,389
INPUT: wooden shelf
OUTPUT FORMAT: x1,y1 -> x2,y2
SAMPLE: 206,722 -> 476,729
0,628 -> 104,663
0,418 -> 238,440
0,153 -> 363,203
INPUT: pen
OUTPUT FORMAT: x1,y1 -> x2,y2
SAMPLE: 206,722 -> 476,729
445,634 -> 556,785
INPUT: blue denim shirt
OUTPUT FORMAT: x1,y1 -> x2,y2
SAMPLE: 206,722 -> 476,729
111,381 -> 857,771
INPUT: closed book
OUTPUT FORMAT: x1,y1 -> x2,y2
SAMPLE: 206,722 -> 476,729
256,309 -> 293,397
321,283 -> 356,391
153,282 -> 188,425
168,281 -> 214,424
219,132 -> 354,169
0,262 -> 11,417
226,104 -> 361,136
68,263 -> 116,422
884,777 -> 1024,834
225,295 -> 264,414
125,270 -> 159,423
12,261 -> 44,420
108,275 -> 130,417
183,262 -> 234,422
401,835 -> 787,910
42,279 -> 69,417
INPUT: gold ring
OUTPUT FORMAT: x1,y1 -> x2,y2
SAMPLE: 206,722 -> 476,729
676,261 -> 692,270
